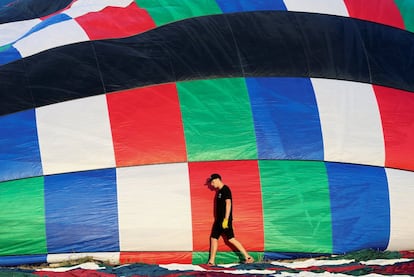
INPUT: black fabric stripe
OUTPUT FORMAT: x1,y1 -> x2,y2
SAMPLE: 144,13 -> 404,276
0,0 -> 73,24
0,11 -> 413,116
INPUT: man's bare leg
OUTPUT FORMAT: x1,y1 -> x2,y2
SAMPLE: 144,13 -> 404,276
208,237 -> 218,264
228,238 -> 254,263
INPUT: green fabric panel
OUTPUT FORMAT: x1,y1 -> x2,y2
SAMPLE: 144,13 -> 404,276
177,78 -> 257,161
192,252 -> 262,264
135,0 -> 222,26
259,160 -> 332,253
330,249 -> 402,262
394,0 -> 414,32
178,78 -> 257,161
0,177 -> 47,256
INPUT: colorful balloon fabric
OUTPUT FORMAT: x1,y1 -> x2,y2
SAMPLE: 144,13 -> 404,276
0,0 -> 414,267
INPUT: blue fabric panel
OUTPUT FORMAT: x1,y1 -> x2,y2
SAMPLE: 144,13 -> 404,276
0,109 -> 42,182
216,0 -> 286,12
247,77 -> 323,160
264,251 -> 329,260
327,162 -> 390,253
0,45 -> 21,66
0,254 -> 47,266
44,169 -> 119,253
24,13 -> 72,38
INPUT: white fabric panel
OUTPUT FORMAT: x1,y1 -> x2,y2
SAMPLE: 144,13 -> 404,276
13,19 -> 89,58
0,19 -> 41,45
284,0 -> 349,16
385,168 -> 414,251
47,252 -> 120,265
117,163 -> 193,251
36,95 -> 115,175
312,78 -> 385,166
64,0 -> 134,18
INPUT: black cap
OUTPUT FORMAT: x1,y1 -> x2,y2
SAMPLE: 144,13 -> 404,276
208,173 -> 221,182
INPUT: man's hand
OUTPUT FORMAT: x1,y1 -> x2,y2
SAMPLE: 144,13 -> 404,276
222,218 -> 229,229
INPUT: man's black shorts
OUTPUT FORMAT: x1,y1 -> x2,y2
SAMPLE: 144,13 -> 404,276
210,220 -> 234,239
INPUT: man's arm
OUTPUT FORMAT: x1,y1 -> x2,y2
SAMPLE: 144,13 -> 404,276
225,199 -> 231,219
222,199 -> 231,229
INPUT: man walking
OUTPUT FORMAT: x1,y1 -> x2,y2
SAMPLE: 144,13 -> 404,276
207,173 -> 254,265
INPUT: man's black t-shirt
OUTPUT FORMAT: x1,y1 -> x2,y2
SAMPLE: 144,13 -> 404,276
215,185 -> 233,221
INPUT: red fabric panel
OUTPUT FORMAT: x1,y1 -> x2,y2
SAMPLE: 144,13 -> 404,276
107,84 -> 187,166
75,2 -> 156,40
120,251 -> 192,264
374,85 -> 414,171
373,261 -> 414,274
344,0 -> 405,30
189,161 -> 264,252
400,250 -> 414,258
